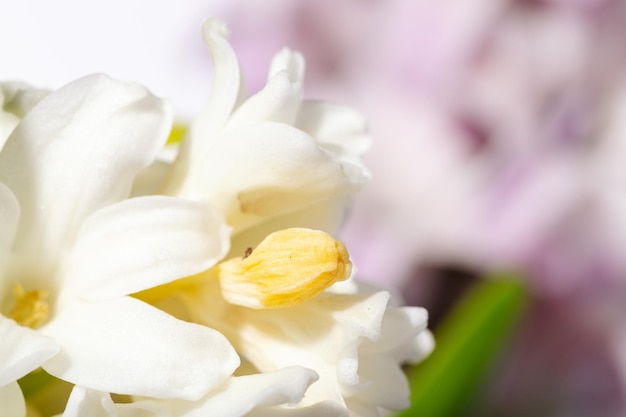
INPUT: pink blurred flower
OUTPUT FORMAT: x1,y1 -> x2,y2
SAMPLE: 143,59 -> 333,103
218,0 -> 626,414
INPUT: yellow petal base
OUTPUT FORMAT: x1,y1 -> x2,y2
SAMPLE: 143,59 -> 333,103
9,284 -> 49,329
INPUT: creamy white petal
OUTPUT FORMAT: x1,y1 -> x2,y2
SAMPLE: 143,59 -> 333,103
226,49 -> 304,129
132,160 -> 174,197
118,367 -> 322,417
179,122 -> 367,232
391,330 -> 435,365
361,307 -> 429,354
0,182 -> 19,253
0,82 -> 49,119
0,316 -> 59,386
193,18 -> 245,141
0,381 -> 26,417
268,48 -> 306,83
353,354 -> 410,410
0,74 -> 173,260
64,196 -> 230,300
41,297 -> 239,400
0,82 -> 48,150
246,401 -> 348,417
186,287 -> 391,407
116,402 -> 172,417
228,199 -> 350,259
61,386 -> 116,417
296,101 -> 371,158
170,367 -> 319,417
0,111 -> 19,151
165,18 -> 245,195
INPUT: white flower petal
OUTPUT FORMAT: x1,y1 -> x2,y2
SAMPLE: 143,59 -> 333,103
193,18 -> 245,140
0,82 -> 48,150
180,122 -> 368,232
171,367 -> 319,417
65,196 -> 230,300
61,386 -> 116,417
165,18 -> 245,197
0,112 -> 19,151
0,315 -> 59,386
226,49 -> 304,129
0,182 -> 19,253
0,82 -> 49,119
0,381 -> 26,417
132,160 -> 174,197
187,286 -> 392,407
361,307 -> 429,354
392,330 -> 435,365
296,101 -> 371,158
246,401 -> 348,417
268,48 -> 305,82
228,199 -> 350,258
0,74 -> 173,260
353,354 -> 410,410
119,367 -> 324,417
41,297 -> 239,400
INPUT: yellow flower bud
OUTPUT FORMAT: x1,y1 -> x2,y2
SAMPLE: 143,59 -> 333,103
219,228 -> 352,308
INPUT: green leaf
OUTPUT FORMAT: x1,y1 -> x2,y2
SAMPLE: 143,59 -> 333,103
398,274 -> 528,417
17,368 -> 56,397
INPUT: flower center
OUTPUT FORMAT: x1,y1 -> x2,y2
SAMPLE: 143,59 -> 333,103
9,283 -> 50,329
218,228 -> 352,308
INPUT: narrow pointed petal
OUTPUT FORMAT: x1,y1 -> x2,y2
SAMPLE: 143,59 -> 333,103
226,49 -> 305,129
65,196 -> 230,300
41,297 -> 239,400
0,381 -> 26,417
194,18 -> 245,139
61,386 -> 116,417
0,182 -> 19,253
0,74 -> 173,260
165,18 -> 245,195
0,316 -> 59,386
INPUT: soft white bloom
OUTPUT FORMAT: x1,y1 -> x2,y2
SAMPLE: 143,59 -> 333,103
157,18 -> 370,237
119,18 -> 433,417
0,82 -> 48,149
0,74 -> 241,413
59,367 -> 347,417
168,274 -> 433,417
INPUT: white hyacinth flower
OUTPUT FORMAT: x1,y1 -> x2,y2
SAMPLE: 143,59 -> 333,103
0,74 -> 242,415
151,18 -> 371,238
120,18 -> 433,417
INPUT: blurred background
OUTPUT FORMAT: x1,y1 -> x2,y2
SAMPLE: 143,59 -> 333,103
3,0 -> 626,415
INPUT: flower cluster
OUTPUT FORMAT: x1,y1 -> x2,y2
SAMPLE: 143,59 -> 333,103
0,18 -> 433,417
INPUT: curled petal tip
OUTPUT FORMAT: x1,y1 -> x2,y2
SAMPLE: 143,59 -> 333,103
202,17 -> 230,40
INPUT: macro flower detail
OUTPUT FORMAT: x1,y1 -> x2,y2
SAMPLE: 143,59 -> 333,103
1,13 -> 433,417
0,73 -> 240,412
159,18 -> 370,237
219,228 -> 351,308
8,283 -> 49,329
60,367 -> 344,417
0,82 -> 47,149
128,18 -> 433,416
